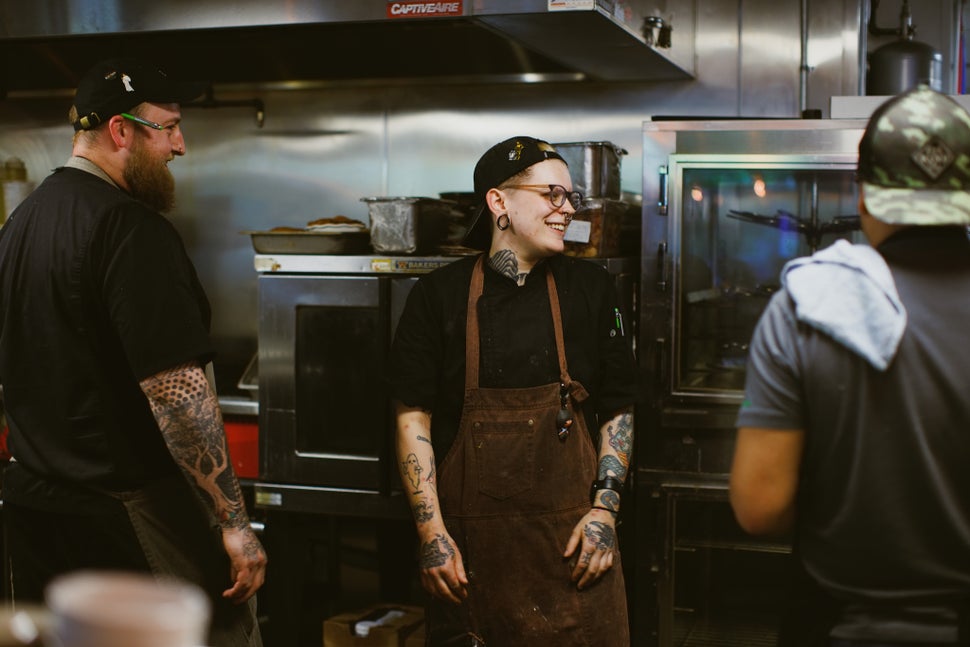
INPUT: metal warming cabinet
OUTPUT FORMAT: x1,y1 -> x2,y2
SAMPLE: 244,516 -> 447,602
633,119 -> 868,646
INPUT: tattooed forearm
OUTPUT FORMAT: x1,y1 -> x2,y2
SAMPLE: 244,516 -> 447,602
402,453 -> 424,493
412,499 -> 435,523
599,490 -> 620,512
584,521 -> 617,551
140,362 -> 248,531
607,413 -> 633,459
419,533 -> 455,569
598,455 -> 626,481
426,456 -> 437,491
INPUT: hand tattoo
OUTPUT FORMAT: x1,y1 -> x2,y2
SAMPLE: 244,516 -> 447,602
420,533 -> 455,569
584,521 -> 616,551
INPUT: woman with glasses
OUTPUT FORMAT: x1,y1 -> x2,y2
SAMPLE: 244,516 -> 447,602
388,136 -> 638,645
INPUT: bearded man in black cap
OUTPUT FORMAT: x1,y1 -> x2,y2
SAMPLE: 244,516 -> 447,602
0,59 -> 265,647
731,85 -> 970,646
388,136 -> 639,644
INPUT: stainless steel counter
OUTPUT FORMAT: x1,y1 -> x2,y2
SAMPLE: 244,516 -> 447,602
254,254 -> 461,275
254,253 -> 639,275
218,396 -> 258,416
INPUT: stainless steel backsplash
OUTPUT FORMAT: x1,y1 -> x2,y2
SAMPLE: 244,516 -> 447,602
3,0 -> 958,395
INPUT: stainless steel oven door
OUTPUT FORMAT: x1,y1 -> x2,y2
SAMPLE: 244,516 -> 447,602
258,273 -> 418,491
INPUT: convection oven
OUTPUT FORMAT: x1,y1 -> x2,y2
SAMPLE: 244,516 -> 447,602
633,119 -> 868,646
256,255 -> 456,495
253,254 -> 458,645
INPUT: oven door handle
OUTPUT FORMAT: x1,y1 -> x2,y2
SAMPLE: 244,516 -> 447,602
656,241 -> 668,293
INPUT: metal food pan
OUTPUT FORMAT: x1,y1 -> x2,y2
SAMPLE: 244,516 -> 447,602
362,197 -> 462,254
244,230 -> 371,255
552,141 -> 628,199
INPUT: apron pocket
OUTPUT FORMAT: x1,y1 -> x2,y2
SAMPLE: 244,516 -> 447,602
472,420 -> 536,500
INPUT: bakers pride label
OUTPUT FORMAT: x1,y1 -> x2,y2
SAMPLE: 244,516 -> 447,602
387,1 -> 463,17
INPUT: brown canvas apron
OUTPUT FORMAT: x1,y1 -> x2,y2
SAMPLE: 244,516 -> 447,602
427,256 -> 629,646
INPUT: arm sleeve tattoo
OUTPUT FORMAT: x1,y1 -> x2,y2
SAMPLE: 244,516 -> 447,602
140,361 -> 249,531
598,412 -> 633,481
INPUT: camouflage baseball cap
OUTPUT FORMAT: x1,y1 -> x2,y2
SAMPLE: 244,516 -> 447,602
858,84 -> 970,225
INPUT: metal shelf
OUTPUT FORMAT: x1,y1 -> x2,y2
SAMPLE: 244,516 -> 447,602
675,537 -> 791,554
673,611 -> 779,647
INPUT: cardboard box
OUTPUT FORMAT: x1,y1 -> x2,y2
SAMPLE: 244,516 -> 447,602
403,621 -> 425,647
323,605 -> 424,647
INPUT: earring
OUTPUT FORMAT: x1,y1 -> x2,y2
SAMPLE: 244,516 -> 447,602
496,214 -> 511,231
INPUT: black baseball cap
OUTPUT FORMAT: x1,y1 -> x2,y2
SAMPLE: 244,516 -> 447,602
462,136 -> 567,250
72,58 -> 207,131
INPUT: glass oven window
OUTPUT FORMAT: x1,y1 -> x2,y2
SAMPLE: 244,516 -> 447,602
295,305 -> 382,456
673,162 -> 861,398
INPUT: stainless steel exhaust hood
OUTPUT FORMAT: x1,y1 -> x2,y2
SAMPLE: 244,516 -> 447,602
0,0 -> 693,94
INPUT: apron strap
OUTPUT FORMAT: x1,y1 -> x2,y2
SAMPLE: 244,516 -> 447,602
464,255 -> 572,390
544,264 -> 570,386
464,255 -> 486,390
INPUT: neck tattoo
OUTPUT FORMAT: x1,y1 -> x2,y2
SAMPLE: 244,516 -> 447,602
489,249 -> 527,285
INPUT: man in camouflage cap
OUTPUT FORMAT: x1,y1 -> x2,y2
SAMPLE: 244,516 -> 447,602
731,84 -> 970,646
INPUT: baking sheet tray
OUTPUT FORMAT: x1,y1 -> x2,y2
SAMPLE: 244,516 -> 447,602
244,231 -> 370,255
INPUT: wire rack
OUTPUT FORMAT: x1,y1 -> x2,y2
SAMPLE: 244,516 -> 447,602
674,613 -> 779,647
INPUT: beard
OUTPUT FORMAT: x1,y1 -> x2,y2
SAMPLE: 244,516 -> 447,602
123,137 -> 177,213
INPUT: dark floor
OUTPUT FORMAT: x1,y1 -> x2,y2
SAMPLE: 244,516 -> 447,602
257,514 -> 422,646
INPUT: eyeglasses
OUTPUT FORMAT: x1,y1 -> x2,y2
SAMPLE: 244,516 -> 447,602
121,112 -> 181,135
501,184 -> 584,211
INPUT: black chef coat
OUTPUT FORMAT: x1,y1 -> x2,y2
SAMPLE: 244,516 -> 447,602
388,253 -> 639,460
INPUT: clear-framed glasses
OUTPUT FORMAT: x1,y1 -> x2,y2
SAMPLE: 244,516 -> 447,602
121,112 -> 181,136
502,184 -> 584,211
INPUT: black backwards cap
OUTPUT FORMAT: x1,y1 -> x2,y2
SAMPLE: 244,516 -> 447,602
72,58 -> 206,132
462,136 -> 567,250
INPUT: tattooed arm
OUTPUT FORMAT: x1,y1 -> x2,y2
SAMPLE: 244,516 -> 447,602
564,406 -> 634,589
140,361 -> 267,603
593,406 -> 634,511
394,401 -> 467,605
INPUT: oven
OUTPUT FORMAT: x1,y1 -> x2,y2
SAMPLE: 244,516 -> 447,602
253,255 -> 458,644
632,118 -> 868,646
256,255 -> 457,493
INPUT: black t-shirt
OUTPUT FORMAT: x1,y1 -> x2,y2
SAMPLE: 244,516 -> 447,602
387,254 -> 639,459
0,166 -> 214,508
